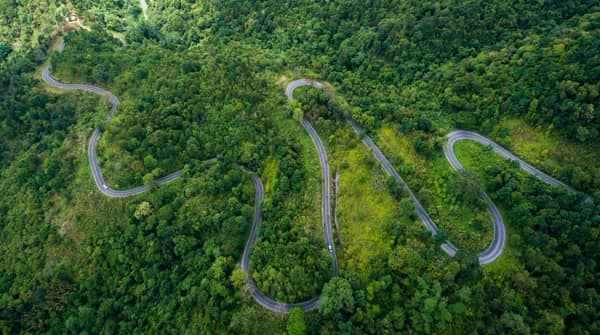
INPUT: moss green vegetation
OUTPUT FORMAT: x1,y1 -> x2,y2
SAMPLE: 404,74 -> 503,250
489,118 -> 600,198
314,118 -> 409,278
1,1 -> 599,334
376,126 -> 492,252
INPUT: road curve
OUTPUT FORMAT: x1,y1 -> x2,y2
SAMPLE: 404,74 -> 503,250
43,39 -> 586,310
286,79 -> 338,279
241,174 -> 321,312
445,131 -> 578,191
42,63 -> 184,197
240,80 -> 339,313
42,49 -> 339,313
295,79 -> 584,265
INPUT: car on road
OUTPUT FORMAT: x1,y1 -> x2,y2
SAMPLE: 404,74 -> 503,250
102,184 -> 108,189
328,244 -> 333,252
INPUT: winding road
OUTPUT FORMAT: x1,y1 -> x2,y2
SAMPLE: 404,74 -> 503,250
42,66 -> 184,197
239,80 -> 339,313
42,40 -> 586,311
42,46 -> 338,312
336,81 -> 579,265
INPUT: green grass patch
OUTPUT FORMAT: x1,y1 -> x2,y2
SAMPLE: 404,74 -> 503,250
312,118 -> 414,279
491,118 -> 600,196
376,126 -> 493,253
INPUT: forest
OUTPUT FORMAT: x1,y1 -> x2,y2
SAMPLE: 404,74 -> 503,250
1,0 -> 599,334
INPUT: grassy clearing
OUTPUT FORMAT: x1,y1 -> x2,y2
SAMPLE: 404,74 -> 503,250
311,118 -> 413,279
492,118 -> 600,168
452,141 -> 496,175
490,118 -> 600,195
335,143 -> 397,275
375,126 -> 493,253
261,157 -> 278,195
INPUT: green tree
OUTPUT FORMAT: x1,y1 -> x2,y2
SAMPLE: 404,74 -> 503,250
286,307 -> 306,335
317,277 -> 355,317
0,43 -> 11,61
134,201 -> 152,219
451,169 -> 484,207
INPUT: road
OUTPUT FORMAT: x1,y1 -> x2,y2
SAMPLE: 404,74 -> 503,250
43,56 -> 338,313
41,41 -> 587,311
140,0 -> 149,20
239,80 -> 339,312
42,48 -> 184,197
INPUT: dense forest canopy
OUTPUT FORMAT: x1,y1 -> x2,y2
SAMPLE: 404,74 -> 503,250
0,0 -> 599,334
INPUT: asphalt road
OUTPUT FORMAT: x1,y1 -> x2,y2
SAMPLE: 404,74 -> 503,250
43,63 -> 184,197
43,60 -> 338,313
42,42 -> 587,311
239,80 -> 339,313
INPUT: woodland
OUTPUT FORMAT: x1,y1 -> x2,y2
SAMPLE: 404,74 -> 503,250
0,1 -> 599,334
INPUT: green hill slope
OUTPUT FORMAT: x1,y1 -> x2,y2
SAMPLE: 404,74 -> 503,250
1,1 -> 598,334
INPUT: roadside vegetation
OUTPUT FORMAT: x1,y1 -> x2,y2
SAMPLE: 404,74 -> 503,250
489,118 -> 600,198
295,86 -> 419,279
375,126 -> 492,252
1,0 -> 598,334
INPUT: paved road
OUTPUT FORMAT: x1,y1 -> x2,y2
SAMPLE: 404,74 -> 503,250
42,49 -> 184,197
43,57 -> 338,313
240,80 -> 339,312
334,83 -> 581,264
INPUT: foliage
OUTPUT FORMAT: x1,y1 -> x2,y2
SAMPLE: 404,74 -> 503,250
0,0 -> 138,51
451,169 -> 485,207
317,277 -> 355,318
286,307 -> 306,335
1,0 -> 599,334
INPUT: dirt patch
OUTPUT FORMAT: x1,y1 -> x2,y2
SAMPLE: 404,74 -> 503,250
58,221 -> 72,236
514,128 -> 536,142
276,75 -> 288,85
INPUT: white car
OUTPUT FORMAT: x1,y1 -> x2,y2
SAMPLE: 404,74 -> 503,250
328,244 -> 333,252
102,184 -> 108,189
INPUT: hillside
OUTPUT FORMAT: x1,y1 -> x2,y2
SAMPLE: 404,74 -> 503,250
1,1 -> 599,334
